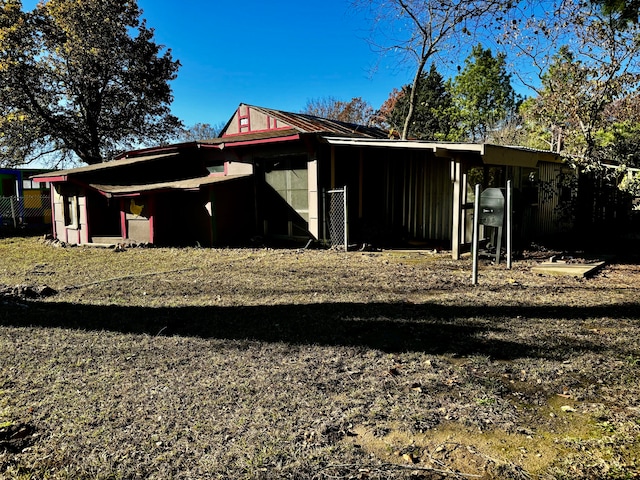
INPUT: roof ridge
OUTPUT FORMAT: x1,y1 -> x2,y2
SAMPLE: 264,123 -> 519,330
240,103 -> 388,139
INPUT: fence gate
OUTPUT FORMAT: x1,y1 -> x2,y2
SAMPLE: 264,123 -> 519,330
324,186 -> 348,251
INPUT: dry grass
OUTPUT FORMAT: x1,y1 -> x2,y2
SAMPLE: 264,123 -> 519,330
1,235 -> 639,479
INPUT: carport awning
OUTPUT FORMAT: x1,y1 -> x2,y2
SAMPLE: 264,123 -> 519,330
320,137 -> 563,167
90,174 -> 252,197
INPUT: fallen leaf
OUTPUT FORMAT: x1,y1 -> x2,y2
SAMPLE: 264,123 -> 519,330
402,453 -> 417,464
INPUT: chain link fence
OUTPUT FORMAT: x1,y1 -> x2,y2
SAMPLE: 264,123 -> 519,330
324,187 -> 347,251
0,194 -> 52,228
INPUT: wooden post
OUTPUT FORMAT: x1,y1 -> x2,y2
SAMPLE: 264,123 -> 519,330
358,148 -> 363,219
330,146 -> 336,189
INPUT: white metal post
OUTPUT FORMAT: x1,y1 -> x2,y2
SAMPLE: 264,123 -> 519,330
472,184 -> 481,285
322,188 -> 326,246
10,196 -> 17,228
506,180 -> 513,269
343,185 -> 348,252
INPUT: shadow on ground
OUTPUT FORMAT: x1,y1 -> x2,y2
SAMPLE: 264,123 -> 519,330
3,300 -> 638,360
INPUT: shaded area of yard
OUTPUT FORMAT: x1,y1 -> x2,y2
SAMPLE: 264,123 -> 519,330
1,236 -> 640,479
3,300 -> 636,359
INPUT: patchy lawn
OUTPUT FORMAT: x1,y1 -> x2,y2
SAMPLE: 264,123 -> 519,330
0,235 -> 639,479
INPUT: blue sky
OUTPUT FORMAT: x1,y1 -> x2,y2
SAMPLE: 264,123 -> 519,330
22,0 -> 415,129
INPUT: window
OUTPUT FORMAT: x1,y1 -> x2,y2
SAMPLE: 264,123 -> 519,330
207,164 -> 225,174
61,186 -> 79,228
265,157 -> 309,222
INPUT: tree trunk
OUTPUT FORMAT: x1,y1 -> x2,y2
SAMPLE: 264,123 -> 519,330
401,56 -> 427,141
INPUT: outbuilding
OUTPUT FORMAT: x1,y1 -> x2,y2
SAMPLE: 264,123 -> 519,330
33,103 -> 568,255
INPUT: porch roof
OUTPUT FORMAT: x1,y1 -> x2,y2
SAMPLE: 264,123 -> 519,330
320,137 -> 563,168
89,173 -> 252,198
31,153 -> 181,182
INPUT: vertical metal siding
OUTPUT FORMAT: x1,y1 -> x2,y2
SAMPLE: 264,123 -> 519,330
536,161 -> 575,236
398,155 -> 453,242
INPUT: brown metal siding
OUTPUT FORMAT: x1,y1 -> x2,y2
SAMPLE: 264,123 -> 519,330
384,153 -> 453,243
408,155 -> 452,242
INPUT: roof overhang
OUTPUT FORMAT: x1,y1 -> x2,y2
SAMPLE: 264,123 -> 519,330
320,137 -> 563,168
90,173 -> 252,198
204,129 -> 301,148
31,153 -> 181,182
214,134 -> 301,149
480,144 -> 563,167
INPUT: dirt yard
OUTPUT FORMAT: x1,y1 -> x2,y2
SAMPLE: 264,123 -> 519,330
0,235 -> 639,479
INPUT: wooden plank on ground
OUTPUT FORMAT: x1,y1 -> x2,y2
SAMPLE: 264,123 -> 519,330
531,261 -> 606,278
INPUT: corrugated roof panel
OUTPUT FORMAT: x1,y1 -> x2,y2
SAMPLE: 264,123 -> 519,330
90,174 -> 252,196
244,105 -> 389,139
31,153 -> 181,179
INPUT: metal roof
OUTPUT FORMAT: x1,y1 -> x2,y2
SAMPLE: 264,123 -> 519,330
228,104 -> 389,139
89,174 -> 252,197
203,128 -> 300,145
320,137 -> 563,167
31,153 -> 181,180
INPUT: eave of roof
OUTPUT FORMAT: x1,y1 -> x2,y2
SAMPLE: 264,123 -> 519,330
206,128 -> 301,146
320,137 -> 563,167
31,153 -> 181,181
90,173 -> 252,197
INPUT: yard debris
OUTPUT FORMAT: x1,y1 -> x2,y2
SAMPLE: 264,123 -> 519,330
0,283 -> 57,300
402,452 -> 417,464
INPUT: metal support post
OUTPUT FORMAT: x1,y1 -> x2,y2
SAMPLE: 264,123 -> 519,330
472,184 -> 481,285
506,180 -> 513,269
10,196 -> 17,228
343,185 -> 348,252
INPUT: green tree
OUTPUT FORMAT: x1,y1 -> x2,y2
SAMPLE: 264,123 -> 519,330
519,47 -> 592,154
0,0 -> 181,166
450,45 -> 519,143
383,64 -> 456,140
503,0 -> 640,163
520,41 -> 640,164
594,94 -> 640,166
591,0 -> 640,25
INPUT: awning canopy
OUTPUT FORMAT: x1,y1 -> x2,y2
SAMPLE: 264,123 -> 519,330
31,153 -> 182,183
320,137 -> 563,168
90,174 -> 252,197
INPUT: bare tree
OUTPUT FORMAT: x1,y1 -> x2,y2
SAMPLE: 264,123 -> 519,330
505,0 -> 640,162
302,96 -> 375,125
175,122 -> 226,142
355,0 -> 509,140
